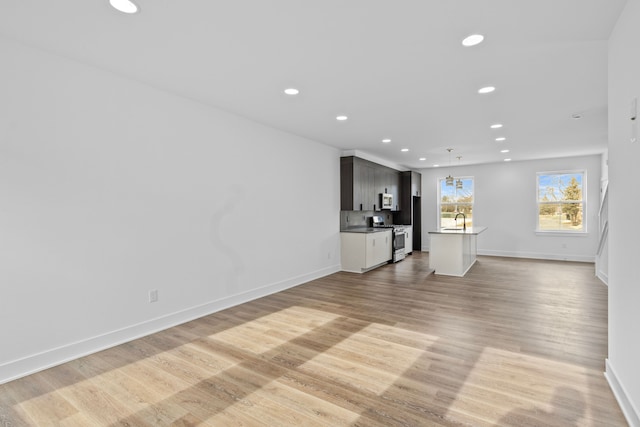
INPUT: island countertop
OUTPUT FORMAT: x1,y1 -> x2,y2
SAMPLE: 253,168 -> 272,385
428,226 -> 487,235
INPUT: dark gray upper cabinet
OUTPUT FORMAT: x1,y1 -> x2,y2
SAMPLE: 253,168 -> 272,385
341,156 -> 401,211
374,167 -> 387,200
358,160 -> 376,211
341,156 -> 375,211
389,169 -> 401,211
397,171 -> 422,224
340,157 -> 356,210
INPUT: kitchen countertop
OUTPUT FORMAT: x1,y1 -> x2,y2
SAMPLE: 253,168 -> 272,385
428,226 -> 487,235
340,227 -> 393,234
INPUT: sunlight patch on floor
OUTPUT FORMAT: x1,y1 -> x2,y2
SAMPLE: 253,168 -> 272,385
203,378 -> 362,426
207,306 -> 342,354
445,346 -> 591,426
297,322 -> 430,395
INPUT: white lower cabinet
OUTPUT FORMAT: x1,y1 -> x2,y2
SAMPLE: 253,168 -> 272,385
341,230 -> 392,273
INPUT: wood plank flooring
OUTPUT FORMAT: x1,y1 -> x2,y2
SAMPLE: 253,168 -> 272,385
0,253 -> 627,426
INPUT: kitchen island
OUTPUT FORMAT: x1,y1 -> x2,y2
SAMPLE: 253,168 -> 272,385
428,226 -> 487,276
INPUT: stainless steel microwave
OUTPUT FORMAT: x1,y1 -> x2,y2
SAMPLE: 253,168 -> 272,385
381,193 -> 393,210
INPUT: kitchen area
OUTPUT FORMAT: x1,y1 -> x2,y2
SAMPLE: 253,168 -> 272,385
339,155 -> 421,273
340,155 -> 486,276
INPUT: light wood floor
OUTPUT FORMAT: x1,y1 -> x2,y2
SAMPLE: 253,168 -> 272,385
0,253 -> 627,426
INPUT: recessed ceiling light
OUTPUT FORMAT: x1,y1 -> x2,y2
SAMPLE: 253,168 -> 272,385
284,88 -> 299,95
495,137 -> 506,142
382,139 -> 391,143
571,113 -> 582,119
478,86 -> 495,94
336,115 -> 348,121
109,0 -> 138,14
504,158 -> 512,162
462,34 -> 484,47
401,148 -> 409,152
433,164 -> 440,167
490,123 -> 503,129
500,149 -> 510,153
419,157 -> 426,161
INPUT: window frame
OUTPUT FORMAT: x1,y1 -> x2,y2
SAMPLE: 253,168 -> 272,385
535,169 -> 587,234
437,176 -> 474,229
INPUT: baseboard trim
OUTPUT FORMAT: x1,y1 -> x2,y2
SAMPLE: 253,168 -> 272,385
605,359 -> 640,427
477,249 -> 595,263
596,269 -> 609,286
421,247 -> 595,263
0,264 -> 340,385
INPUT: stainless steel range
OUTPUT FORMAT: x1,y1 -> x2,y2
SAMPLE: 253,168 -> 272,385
371,216 -> 405,263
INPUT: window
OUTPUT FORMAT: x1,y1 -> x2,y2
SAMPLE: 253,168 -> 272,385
537,171 -> 586,232
438,177 -> 474,228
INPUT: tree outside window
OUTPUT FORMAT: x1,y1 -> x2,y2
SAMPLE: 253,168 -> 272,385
439,177 -> 474,228
537,171 -> 585,232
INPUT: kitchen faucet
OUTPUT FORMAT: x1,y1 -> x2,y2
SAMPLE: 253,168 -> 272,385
454,212 -> 466,230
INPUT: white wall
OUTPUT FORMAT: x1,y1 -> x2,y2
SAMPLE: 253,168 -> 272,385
0,36 -> 341,383
601,150 -> 610,185
419,155 -> 601,262
607,0 -> 640,424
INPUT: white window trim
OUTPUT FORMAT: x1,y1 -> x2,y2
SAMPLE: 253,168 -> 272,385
535,169 -> 587,234
437,176 -> 474,228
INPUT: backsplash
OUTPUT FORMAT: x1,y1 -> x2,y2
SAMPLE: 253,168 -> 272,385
340,210 -> 395,230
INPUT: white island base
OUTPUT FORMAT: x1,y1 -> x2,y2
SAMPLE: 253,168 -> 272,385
428,227 -> 487,277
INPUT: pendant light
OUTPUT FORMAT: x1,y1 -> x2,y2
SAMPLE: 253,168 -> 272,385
445,148 -> 454,186
455,156 -> 463,189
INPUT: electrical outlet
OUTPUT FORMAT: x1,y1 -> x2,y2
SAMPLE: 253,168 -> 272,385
562,243 -> 567,249
149,289 -> 158,303
328,251 -> 332,259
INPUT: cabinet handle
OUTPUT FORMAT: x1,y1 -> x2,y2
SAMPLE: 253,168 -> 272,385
373,204 -> 376,211
360,204 -> 363,210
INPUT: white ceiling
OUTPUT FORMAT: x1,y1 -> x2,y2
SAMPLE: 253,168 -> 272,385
0,1 -> 627,169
